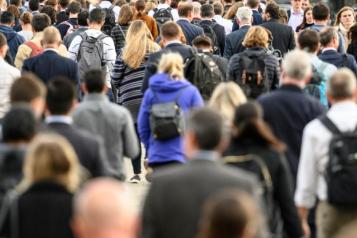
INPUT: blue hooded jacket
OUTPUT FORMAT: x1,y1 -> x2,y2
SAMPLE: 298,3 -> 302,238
138,73 -> 204,165
0,25 -> 25,59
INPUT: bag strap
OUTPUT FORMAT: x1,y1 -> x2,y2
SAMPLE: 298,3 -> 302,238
320,115 -> 341,135
118,24 -> 126,40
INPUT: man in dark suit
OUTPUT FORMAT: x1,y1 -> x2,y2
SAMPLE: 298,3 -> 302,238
22,26 -> 79,85
44,77 -> 108,178
199,4 -> 225,56
319,27 -> 357,75
176,2 -> 203,46
224,6 -> 252,59
261,2 -> 295,56
141,107 -> 262,238
247,0 -> 263,25
142,21 -> 195,92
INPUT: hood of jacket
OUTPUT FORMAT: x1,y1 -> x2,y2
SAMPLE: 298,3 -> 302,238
0,25 -> 17,41
149,73 -> 192,93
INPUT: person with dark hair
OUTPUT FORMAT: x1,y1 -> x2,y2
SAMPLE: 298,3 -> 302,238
56,0 -> 69,24
133,0 -> 158,40
56,1 -> 80,39
347,23 -> 357,62
287,0 -> 304,32
64,10 -> 88,48
213,1 -> 232,35
176,2 -> 204,46
7,4 -> 21,31
318,27 -> 357,75
223,102 -> 303,237
39,5 -> 56,24
247,0 -> 262,25
110,4 -> 132,52
0,32 -> 20,118
10,73 -> 46,119
199,4 -> 225,56
88,0 -> 120,21
261,2 -> 295,56
0,11 -> 25,60
29,0 -> 40,14
295,6 -> 313,32
22,26 -> 79,86
44,77 -> 108,178
141,107 -> 261,238
73,69 -> 138,181
15,13 -> 68,69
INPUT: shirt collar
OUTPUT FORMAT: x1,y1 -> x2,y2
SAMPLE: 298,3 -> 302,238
165,40 -> 182,46
321,47 -> 337,53
280,84 -> 303,92
192,150 -> 220,161
330,101 -> 357,113
44,48 -> 59,53
83,93 -> 108,102
45,115 -> 73,125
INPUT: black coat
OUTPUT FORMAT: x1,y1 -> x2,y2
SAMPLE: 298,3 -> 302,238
224,25 -> 250,59
141,157 -> 261,238
199,20 -> 226,56
261,19 -> 296,56
176,19 -> 204,46
319,49 -> 357,76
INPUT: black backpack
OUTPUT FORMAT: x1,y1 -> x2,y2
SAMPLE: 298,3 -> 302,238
303,64 -> 327,100
149,87 -> 187,141
102,6 -> 116,36
153,7 -> 173,31
320,115 -> 357,206
185,52 -> 224,100
237,50 -> 269,99
199,22 -> 220,55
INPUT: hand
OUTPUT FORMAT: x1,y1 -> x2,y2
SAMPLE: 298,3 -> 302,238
302,220 -> 310,238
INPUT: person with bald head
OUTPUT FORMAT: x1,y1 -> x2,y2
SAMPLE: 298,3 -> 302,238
72,178 -> 139,238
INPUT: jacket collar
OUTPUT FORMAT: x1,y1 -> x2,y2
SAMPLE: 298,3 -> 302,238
279,84 -> 303,93
25,180 -> 70,194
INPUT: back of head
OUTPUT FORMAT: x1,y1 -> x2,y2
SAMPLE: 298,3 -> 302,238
0,11 -> 14,25
298,29 -> 320,53
10,73 -> 46,104
29,0 -> 39,11
247,0 -> 259,9
20,11 -> 33,25
39,6 -> 56,25
73,178 -> 138,238
282,49 -> 311,81
265,2 -> 279,20
213,2 -> 223,16
158,52 -> 184,79
2,104 -> 36,143
84,69 -> 105,93
186,107 -> 224,151
135,0 -> 145,13
0,32 -> 7,48
67,1 -> 81,14
236,6 -> 252,22
192,2 -> 201,16
7,5 -> 20,19
23,133 -> 80,192
10,0 -> 21,7
178,2 -> 193,18
161,21 -> 180,40
118,4 -> 132,25
89,8 -> 105,24
78,10 -> 89,26
200,4 -> 214,18
46,77 -> 75,115
327,68 -> 357,101
243,26 -> 269,48
42,26 -> 61,45
319,26 -> 338,47
192,34 -> 212,48
31,13 -> 51,32
312,3 -> 329,21
58,0 -> 69,9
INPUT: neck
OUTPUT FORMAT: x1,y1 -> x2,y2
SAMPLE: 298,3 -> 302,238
89,24 -> 102,30
239,21 -> 250,27
282,78 -> 305,89
314,20 -> 328,25
44,44 -> 58,50
21,24 -> 32,31
69,13 -> 78,18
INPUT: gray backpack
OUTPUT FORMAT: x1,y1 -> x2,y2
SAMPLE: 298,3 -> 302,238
77,32 -> 108,80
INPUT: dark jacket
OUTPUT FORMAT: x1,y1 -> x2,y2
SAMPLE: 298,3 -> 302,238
45,122 -> 107,178
22,50 -> 80,85
308,24 -> 345,53
141,154 -> 262,238
224,24 -> 250,59
199,20 -> 226,56
207,52 -> 228,77
224,141 -> 303,238
261,19 -> 295,56
56,10 -> 69,25
318,49 -> 357,76
142,43 -> 194,92
252,10 -> 263,25
347,42 -> 357,63
176,19 -> 204,46
56,18 -> 78,39
257,85 -> 326,179
0,25 -> 25,60
0,181 -> 74,238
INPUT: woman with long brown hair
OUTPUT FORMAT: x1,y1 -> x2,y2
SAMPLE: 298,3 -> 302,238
334,6 -> 355,50
133,0 -> 158,40
111,4 -> 133,53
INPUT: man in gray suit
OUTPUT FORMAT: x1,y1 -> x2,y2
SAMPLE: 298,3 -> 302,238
141,107 -> 263,238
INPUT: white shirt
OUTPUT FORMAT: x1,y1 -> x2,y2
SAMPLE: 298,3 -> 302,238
89,1 -> 120,20
68,28 -> 116,87
18,30 -> 33,41
295,101 -> 357,208
148,4 -> 177,21
213,15 -> 233,35
288,8 -> 304,32
0,58 -> 20,118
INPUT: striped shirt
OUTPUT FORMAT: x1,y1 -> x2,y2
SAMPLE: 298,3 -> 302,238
111,24 -> 129,54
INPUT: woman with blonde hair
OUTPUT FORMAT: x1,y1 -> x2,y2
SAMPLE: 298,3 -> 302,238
335,6 -> 355,49
138,52 -> 204,173
111,4 -> 133,53
0,133 -> 80,238
208,82 -> 247,123
228,26 -> 280,99
133,0 -> 158,40
111,20 -> 160,183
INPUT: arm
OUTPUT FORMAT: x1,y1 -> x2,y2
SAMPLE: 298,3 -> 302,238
223,36 -> 233,59
190,87 -> 204,107
111,58 -> 125,89
288,28 -> 296,51
348,56 -> 357,77
122,109 -> 139,159
142,60 -> 158,93
14,44 -> 31,69
137,90 -> 152,151
68,35 -> 82,61
103,37 -> 117,75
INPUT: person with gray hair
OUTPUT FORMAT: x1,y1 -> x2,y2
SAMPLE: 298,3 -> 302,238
223,6 -> 252,59
295,68 -> 357,238
257,49 -> 325,181
318,27 -> 357,76
72,178 -> 139,238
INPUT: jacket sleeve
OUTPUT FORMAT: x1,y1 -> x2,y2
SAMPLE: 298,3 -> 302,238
111,58 -> 125,89
138,90 -> 152,151
142,61 -> 157,93
15,44 -> 31,69
348,55 -> 357,76
122,108 -> 139,159
190,86 -> 204,107
288,27 -> 296,51
217,26 -> 226,56
21,59 -> 30,74
227,54 -> 240,82
223,36 -> 233,59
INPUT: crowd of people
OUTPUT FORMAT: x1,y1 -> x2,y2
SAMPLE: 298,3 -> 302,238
0,0 -> 356,237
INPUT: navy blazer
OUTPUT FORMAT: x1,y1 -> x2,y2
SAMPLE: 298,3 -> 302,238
252,10 -> 263,25
176,19 -> 204,46
318,49 -> 357,76
141,43 -> 194,92
199,20 -> 226,56
224,25 -> 250,59
22,50 -> 79,85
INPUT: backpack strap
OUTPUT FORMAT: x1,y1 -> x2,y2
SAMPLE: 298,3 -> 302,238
118,24 -> 126,40
320,115 -> 341,135
25,41 -> 43,57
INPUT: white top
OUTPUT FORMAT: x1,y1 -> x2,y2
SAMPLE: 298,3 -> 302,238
89,1 -> 120,20
288,8 -> 304,32
18,30 -> 33,41
295,101 -> 357,208
148,3 -> 178,21
0,58 -> 20,118
68,28 -> 117,87
213,15 -> 232,35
